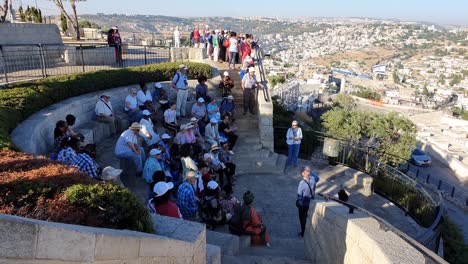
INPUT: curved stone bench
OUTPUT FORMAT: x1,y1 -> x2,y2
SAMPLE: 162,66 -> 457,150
11,72 -> 221,155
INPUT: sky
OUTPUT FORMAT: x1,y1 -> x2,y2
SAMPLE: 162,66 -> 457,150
13,0 -> 468,25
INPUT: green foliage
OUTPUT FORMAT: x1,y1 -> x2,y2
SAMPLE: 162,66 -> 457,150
60,13 -> 68,33
321,109 -> 416,162
442,216 -> 468,264
24,6 -> 42,23
0,62 -> 211,150
449,74 -> 462,87
332,94 -> 356,111
65,184 -> 155,233
267,75 -> 286,87
351,85 -> 381,100
79,19 -> 101,29
452,107 -> 468,121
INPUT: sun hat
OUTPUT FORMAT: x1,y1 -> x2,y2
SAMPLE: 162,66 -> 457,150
142,110 -> 151,116
101,166 -> 122,181
207,180 -> 219,190
210,118 -> 218,123
210,144 -> 220,151
130,122 -> 142,130
185,123 -> 194,129
150,148 -> 162,156
161,134 -> 171,139
190,117 -> 198,122
248,67 -> 255,72
198,97 -> 205,103
155,83 -> 163,88
179,64 -> 188,70
186,170 -> 198,179
153,181 -> 174,197
223,71 -> 229,76
227,95 -> 234,100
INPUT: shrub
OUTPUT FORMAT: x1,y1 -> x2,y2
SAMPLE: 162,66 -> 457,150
442,216 -> 468,264
0,62 -> 212,150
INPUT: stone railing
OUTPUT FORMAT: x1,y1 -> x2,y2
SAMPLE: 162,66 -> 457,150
304,199 -> 447,264
0,213 -> 207,263
11,72 -> 221,155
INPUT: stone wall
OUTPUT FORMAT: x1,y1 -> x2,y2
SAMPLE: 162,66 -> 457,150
11,70 -> 221,155
171,47 -> 207,62
304,199 -> 444,264
255,66 -> 274,152
0,23 -> 62,45
0,213 -> 206,263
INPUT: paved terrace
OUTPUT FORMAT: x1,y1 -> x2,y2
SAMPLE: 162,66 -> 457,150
95,61 -> 426,263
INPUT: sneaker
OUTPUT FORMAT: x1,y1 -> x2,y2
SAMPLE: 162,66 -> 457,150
266,243 -> 271,247
228,150 -> 235,155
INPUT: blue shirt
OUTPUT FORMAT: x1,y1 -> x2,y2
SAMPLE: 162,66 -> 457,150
220,99 -> 235,113
207,103 -> 219,120
177,182 -> 198,218
297,177 -> 316,199
143,156 -> 163,183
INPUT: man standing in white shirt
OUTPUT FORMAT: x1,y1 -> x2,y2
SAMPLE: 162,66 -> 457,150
174,27 -> 181,48
114,122 -> 146,176
171,64 -> 189,118
95,94 -> 117,134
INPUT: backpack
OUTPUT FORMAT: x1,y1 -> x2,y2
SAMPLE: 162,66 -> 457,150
223,39 -> 230,48
173,72 -> 180,85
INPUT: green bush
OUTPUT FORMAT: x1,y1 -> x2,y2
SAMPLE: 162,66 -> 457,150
65,184 -> 155,233
442,216 -> 468,264
0,62 -> 212,150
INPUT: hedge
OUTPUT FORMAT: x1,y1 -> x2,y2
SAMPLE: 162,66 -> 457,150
0,62 -> 212,150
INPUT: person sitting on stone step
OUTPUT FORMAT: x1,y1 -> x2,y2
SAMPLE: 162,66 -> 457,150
177,170 -> 200,220
219,71 -> 235,97
200,180 -> 226,230
114,122 -> 146,177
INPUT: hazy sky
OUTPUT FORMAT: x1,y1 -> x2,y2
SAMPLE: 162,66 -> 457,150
15,0 -> 468,25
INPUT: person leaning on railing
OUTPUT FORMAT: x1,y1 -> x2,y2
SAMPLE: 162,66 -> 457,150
241,67 -> 264,115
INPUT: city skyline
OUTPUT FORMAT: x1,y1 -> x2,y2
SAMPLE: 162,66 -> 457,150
13,0 -> 468,26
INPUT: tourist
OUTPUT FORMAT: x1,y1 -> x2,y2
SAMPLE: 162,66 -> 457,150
241,34 -> 252,63
136,82 -> 154,111
180,144 -> 198,181
207,98 -> 220,122
174,27 -> 180,48
205,118 -> 220,147
229,191 -> 270,246
153,82 -> 170,113
220,141 -> 236,178
200,180 -> 226,229
149,181 -> 182,219
219,114 -> 237,154
241,67 -> 264,115
139,110 -> 160,148
219,71 -> 234,97
220,95 -> 236,118
207,145 -> 231,187
58,137 -> 98,178
191,97 -> 208,136
240,56 -> 254,80
296,166 -> 315,237
198,161 -> 213,190
114,122 -> 146,176
57,137 -> 78,165
190,117 -> 206,149
228,32 -> 239,69
193,27 -> 200,48
163,102 -> 180,137
95,94 -> 117,135
171,64 -> 189,118
177,170 -> 199,220
195,75 -> 211,103
53,120 -> 69,155
65,114 -> 84,142
107,27 -> 122,63
143,148 -> 163,184
219,30 -> 227,62
213,30 -> 220,62
220,184 -> 240,220
148,170 -> 167,200
183,123 -> 202,155
125,88 -> 143,123
286,120 -> 303,167
173,124 -> 187,146
207,30 -> 214,60
160,134 -> 172,159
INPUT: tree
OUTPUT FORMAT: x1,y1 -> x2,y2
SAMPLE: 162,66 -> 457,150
60,13 -> 68,33
0,0 -> 8,23
51,0 -> 86,40
392,71 -> 400,83
332,93 -> 356,111
18,5 -> 25,22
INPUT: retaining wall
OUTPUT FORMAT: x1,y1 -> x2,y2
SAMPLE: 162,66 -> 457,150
304,199 -> 443,264
0,23 -> 62,45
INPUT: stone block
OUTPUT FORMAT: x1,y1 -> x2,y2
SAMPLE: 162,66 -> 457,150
94,234 -> 140,260
139,236 -> 193,258
0,217 -> 37,258
36,224 -> 96,262
206,230 -> 239,256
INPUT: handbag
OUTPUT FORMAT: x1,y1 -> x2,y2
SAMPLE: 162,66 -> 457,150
296,179 -> 314,208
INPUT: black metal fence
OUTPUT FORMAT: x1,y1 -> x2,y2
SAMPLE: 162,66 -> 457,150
273,126 -> 444,251
0,43 -> 171,86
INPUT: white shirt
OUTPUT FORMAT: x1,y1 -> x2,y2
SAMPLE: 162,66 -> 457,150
164,109 -> 177,123
140,118 -> 160,142
95,99 -> 113,116
125,95 -> 138,111
172,71 -> 188,89
115,129 -> 138,155
137,90 -> 152,106
174,30 -> 180,39
229,38 -> 238,52
286,127 -> 302,145
242,74 -> 257,89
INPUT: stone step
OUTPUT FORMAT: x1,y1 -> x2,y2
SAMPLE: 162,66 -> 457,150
206,244 -> 221,264
239,238 -> 307,259
206,230 -> 240,256
222,255 -> 311,264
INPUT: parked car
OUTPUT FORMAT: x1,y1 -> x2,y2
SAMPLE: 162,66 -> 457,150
410,148 -> 432,166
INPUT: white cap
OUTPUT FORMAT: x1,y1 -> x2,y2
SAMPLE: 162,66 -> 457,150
207,180 -> 219,190
227,95 -> 234,100
150,148 -> 162,156
190,117 -> 198,122
161,133 -> 171,139
142,110 -> 151,116
101,166 -> 122,181
248,67 -> 255,72
210,118 -> 218,123
179,64 -> 187,70
223,71 -> 229,76
155,83 -> 163,88
246,56 -> 253,62
198,97 -> 205,103
153,181 -> 174,197
203,153 -> 212,161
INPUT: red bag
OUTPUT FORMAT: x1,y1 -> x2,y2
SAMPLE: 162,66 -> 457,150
223,39 -> 230,48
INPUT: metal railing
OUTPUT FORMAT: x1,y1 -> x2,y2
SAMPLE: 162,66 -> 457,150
273,126 -> 444,252
252,47 -> 270,102
0,43 -> 171,86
